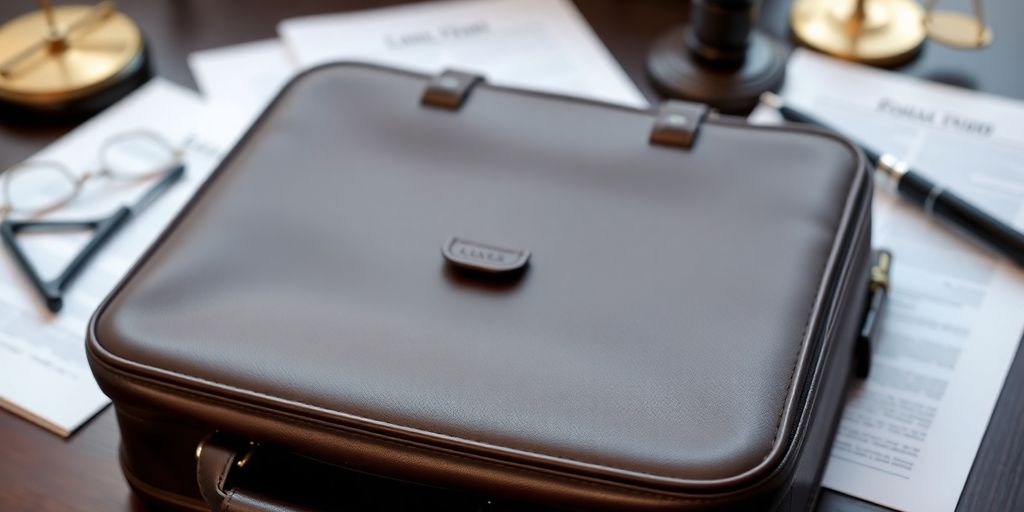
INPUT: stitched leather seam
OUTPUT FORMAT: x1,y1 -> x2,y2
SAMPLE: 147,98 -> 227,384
92,217 -> 848,488
116,404 -> 194,427
766,312 -> 811,461
745,129 -> 870,469
88,64 -> 870,488
93,223 -> 855,486
763,233 -> 837,463
217,451 -> 233,498
102,368 -> 714,505
93,203 -> 860,491
221,489 -> 235,512
103,347 -> 774,485
115,405 -> 155,424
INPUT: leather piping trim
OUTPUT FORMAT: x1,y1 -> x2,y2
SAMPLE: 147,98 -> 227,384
99,364 -> 789,505
86,61 -> 871,493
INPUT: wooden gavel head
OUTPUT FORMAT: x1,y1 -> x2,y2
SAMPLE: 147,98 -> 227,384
646,0 -> 786,113
686,0 -> 760,67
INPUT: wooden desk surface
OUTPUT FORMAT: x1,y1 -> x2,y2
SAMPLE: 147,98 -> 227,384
1,1 -> 1022,510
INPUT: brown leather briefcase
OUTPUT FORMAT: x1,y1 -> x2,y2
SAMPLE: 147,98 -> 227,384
87,62 -> 874,511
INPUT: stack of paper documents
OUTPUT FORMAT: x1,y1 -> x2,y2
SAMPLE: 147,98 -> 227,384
752,49 -> 1024,512
190,0 -> 647,120
0,80 -> 233,436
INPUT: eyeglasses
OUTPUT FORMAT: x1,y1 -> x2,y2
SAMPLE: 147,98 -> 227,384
0,130 -> 186,313
1,130 -> 183,218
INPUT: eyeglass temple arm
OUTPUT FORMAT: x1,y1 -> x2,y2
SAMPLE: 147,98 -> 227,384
0,164 -> 186,313
1,210 -> 130,313
128,164 -> 186,214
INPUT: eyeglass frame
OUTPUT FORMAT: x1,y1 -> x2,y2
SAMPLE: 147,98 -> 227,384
0,129 -> 183,219
0,129 -> 187,314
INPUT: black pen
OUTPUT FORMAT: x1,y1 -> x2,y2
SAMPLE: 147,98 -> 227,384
760,92 -> 1024,268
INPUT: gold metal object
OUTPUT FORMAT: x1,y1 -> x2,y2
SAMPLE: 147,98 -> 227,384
0,1 -> 145,109
870,249 -> 891,292
791,0 -> 927,66
877,153 -> 910,189
924,0 -> 993,49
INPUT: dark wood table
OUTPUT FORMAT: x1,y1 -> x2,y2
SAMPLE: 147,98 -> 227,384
1,1 -> 1022,510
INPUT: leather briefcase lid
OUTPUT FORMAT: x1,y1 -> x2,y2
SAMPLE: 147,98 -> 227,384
90,63 -> 868,490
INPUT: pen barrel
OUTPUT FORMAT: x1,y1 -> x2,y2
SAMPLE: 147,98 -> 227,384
895,170 -> 935,206
899,172 -> 1024,267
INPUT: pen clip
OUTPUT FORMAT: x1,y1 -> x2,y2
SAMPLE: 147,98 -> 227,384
856,249 -> 893,379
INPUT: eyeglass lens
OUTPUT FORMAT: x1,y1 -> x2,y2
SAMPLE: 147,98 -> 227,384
3,163 -> 78,214
1,131 -> 179,216
100,131 -> 179,180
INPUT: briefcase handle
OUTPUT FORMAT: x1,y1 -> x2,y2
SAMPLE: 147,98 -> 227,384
196,433 -> 317,512
196,432 -> 495,511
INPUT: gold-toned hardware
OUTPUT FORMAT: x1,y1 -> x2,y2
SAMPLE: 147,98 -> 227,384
235,440 -> 260,469
877,153 -> 910,190
870,250 -> 892,292
195,433 -> 258,468
0,1 -> 145,108
759,92 -> 784,111
924,0 -> 993,49
195,433 -> 212,462
235,450 -> 253,469
791,0 -> 927,66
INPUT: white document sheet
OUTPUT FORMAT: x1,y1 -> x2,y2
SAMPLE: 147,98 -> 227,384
0,79 -> 234,436
276,0 -> 648,108
188,39 -> 297,116
753,49 -> 1024,512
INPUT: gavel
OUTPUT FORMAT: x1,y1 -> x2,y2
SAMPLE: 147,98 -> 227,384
647,0 -> 786,113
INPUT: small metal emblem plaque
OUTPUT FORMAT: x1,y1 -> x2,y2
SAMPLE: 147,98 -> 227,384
442,237 -> 530,274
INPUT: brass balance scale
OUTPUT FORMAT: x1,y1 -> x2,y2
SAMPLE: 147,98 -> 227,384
0,0 -> 148,118
791,0 -> 994,66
